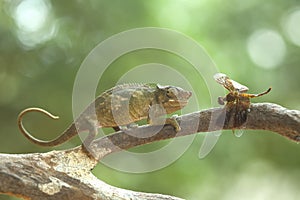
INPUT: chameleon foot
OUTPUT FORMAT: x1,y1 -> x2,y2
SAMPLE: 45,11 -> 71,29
127,123 -> 138,129
165,115 -> 181,132
119,123 -> 139,130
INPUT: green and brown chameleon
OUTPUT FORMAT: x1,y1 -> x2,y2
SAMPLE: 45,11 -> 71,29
17,83 -> 192,147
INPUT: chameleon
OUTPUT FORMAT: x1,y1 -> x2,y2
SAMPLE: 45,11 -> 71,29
17,83 -> 192,147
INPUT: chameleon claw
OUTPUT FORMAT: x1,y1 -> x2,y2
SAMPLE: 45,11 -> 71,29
127,123 -> 138,129
172,114 -> 179,118
119,125 -> 128,131
118,123 -> 138,131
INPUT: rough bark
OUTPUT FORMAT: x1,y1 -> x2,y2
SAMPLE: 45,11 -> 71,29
0,103 -> 299,199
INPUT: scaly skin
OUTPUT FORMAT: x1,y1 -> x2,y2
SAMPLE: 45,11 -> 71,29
17,83 -> 192,147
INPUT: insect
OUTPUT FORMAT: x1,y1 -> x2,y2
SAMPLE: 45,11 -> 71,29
214,73 -> 271,128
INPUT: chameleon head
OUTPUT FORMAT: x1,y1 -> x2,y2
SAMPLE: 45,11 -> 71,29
156,84 -> 192,114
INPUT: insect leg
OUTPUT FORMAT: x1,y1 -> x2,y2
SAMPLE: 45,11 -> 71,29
217,96 -> 226,105
243,87 -> 271,98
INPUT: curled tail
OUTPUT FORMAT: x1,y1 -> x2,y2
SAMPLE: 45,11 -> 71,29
17,108 -> 78,147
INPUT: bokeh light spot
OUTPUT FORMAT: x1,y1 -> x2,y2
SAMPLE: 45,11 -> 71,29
283,8 -> 300,46
247,29 -> 286,69
14,0 -> 50,32
157,1 -> 191,30
12,0 -> 55,48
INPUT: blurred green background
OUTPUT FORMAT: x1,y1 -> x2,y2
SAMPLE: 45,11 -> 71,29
1,0 -> 300,199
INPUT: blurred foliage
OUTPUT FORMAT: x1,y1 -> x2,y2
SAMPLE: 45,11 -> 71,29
0,0 -> 300,199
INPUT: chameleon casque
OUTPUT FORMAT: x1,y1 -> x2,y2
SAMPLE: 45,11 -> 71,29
18,83 -> 192,147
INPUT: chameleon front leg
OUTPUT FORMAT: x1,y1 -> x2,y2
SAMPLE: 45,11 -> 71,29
165,115 -> 181,132
147,104 -> 181,132
147,115 -> 181,132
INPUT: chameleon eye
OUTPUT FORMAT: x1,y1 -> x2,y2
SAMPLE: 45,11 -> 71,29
166,89 -> 172,98
166,88 -> 177,98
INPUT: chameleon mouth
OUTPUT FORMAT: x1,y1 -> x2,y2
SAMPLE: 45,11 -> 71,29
166,90 -> 192,108
168,99 -> 189,107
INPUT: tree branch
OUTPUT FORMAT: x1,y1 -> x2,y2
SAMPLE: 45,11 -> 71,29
0,151 -> 183,200
88,102 -> 300,160
0,103 -> 299,199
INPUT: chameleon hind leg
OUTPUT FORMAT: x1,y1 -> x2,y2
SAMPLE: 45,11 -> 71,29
81,119 -> 98,154
113,127 -> 120,131
113,123 -> 138,132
